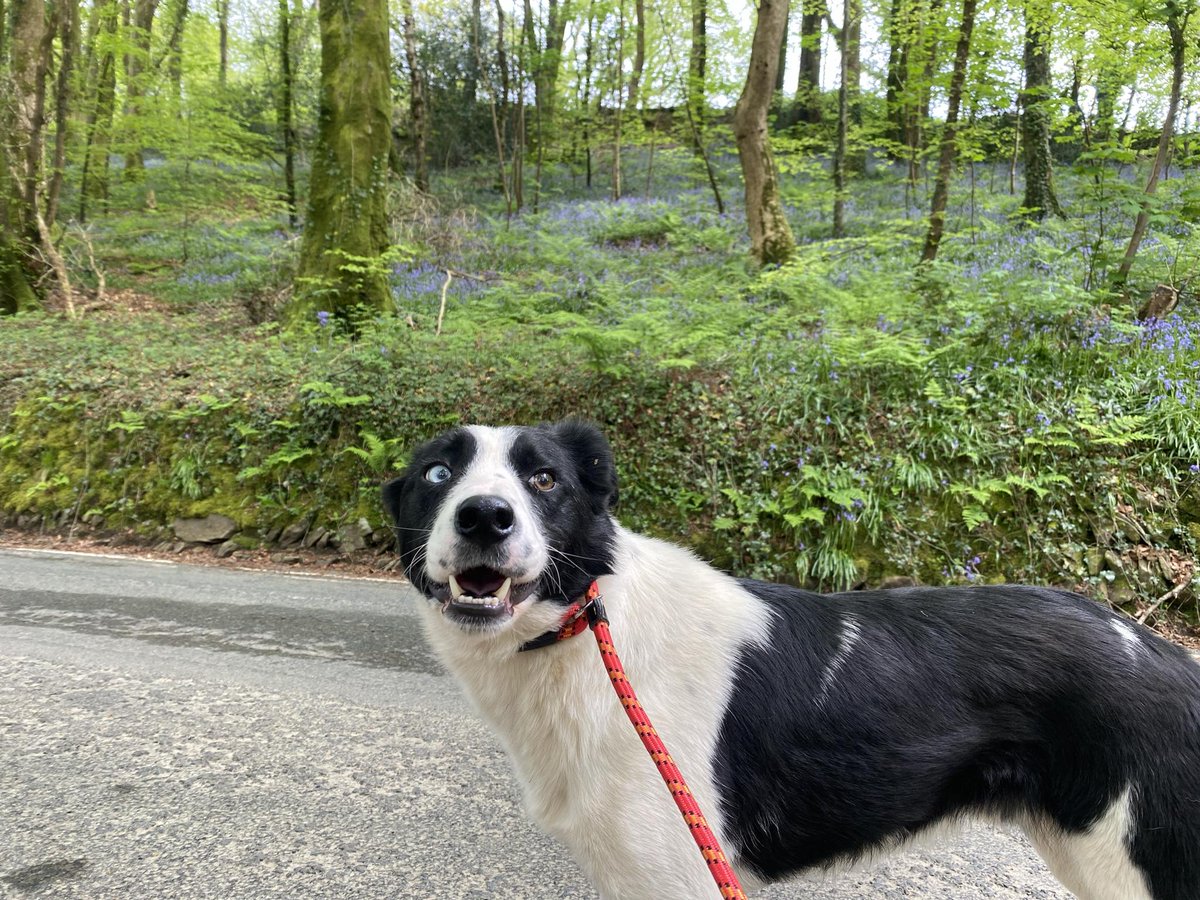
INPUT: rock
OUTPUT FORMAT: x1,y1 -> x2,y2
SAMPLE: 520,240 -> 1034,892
171,541 -> 188,553
172,514 -> 237,544
1158,555 -> 1176,583
214,540 -> 238,559
1085,548 -> 1104,577
1103,549 -> 1124,574
278,521 -> 309,547
879,575 -> 917,589
336,521 -> 371,553
270,552 -> 303,565
263,524 -> 283,543
302,526 -> 328,549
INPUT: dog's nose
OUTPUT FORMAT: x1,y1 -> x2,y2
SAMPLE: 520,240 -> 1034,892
454,495 -> 516,545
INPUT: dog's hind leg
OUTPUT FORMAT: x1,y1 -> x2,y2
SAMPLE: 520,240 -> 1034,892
1020,787 -> 1154,900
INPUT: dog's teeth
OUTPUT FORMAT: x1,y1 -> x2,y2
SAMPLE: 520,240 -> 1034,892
448,574 -> 463,599
497,578 -> 512,602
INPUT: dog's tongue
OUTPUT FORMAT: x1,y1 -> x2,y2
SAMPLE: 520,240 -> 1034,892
457,567 -> 506,597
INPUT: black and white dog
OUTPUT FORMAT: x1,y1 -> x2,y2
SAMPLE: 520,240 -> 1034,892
383,420 -> 1200,900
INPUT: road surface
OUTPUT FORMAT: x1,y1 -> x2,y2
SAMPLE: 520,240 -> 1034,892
0,547 -> 1072,899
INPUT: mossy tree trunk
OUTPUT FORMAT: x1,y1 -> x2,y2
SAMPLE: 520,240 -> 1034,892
277,0 -> 297,227
734,0 -> 796,266
1019,0 -> 1062,221
291,0 -> 392,324
1,0 -> 48,311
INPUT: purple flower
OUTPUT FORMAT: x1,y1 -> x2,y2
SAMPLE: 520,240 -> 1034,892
317,310 -> 331,327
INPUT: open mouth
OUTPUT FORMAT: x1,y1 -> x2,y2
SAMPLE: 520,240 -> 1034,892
440,566 -> 536,623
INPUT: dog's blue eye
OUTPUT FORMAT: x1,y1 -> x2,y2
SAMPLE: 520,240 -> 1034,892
424,464 -> 452,484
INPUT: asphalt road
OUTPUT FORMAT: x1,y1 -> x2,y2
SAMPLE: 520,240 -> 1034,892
0,547 -> 1072,899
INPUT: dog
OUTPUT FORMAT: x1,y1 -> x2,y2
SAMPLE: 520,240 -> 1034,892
383,420 -> 1200,899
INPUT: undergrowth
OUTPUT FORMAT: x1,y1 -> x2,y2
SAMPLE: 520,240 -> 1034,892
3,148 -> 1199,618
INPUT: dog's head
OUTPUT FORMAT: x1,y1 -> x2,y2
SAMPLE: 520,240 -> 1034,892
382,420 -> 618,635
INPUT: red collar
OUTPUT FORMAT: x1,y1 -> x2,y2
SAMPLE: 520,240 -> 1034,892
517,580 -> 602,652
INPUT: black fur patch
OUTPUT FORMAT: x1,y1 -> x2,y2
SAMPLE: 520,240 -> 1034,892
714,582 -> 1200,898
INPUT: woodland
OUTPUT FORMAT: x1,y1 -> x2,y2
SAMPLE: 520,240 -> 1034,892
0,0 -> 1198,622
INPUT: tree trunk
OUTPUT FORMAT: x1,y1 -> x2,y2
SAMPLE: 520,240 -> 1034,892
885,0 -> 910,150
400,0 -> 427,192
216,0 -> 228,88
612,0 -> 625,200
1114,4 -> 1188,286
795,0 -> 822,123
122,0 -> 159,179
629,0 -> 645,111
919,0 -> 975,263
1,0 -> 49,309
45,0 -> 80,228
833,0 -> 848,237
78,0 -> 118,221
688,0 -> 706,136
278,0 -> 296,227
465,0 -> 480,106
770,5 -> 788,122
1019,0 -> 1062,220
844,0 -> 863,172
734,0 -> 795,265
164,0 -> 187,107
293,0 -> 392,322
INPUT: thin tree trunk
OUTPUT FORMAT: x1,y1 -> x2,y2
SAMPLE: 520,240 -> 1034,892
216,0 -> 228,88
845,0 -> 863,172
122,0 -> 160,179
45,0 -> 80,227
278,0 -> 296,226
629,0 -> 645,111
1019,0 -> 1062,220
612,0 -> 625,200
582,0 -> 593,189
689,0 -> 707,145
400,0 -> 427,192
734,0 -> 795,265
165,0 -> 186,107
466,0 -> 480,106
833,0 -> 848,237
1114,5 -> 1188,286
771,5 -> 788,122
79,0 -> 118,221
920,0 -> 976,263
885,0 -> 910,150
796,0 -> 822,123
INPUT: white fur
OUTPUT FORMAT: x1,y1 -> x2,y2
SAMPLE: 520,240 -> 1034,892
814,614 -> 861,709
1108,619 -> 1144,662
418,525 -> 773,899
1022,786 -> 1154,900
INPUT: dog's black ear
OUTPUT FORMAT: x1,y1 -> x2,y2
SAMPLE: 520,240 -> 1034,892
551,419 -> 619,512
381,475 -> 407,530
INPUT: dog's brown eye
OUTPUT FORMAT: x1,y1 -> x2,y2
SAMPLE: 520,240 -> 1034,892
529,471 -> 556,492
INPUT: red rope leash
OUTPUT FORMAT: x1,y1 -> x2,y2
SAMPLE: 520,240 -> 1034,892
579,582 -> 749,900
